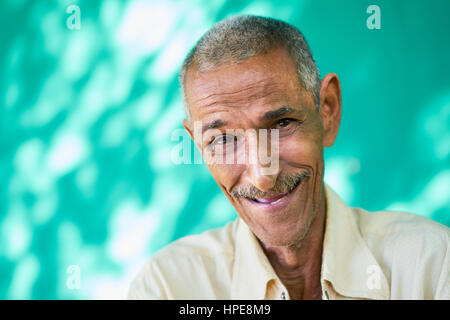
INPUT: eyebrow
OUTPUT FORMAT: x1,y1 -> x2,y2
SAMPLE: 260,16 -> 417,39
260,106 -> 298,121
202,119 -> 227,133
201,106 -> 302,133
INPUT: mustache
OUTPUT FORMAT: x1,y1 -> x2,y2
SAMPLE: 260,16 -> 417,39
231,171 -> 310,199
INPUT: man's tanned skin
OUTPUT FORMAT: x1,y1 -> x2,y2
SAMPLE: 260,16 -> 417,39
182,46 -> 342,300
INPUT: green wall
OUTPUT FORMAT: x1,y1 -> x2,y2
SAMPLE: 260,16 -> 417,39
0,0 -> 449,299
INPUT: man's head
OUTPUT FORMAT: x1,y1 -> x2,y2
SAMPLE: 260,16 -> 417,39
179,15 -> 321,122
180,15 -> 342,248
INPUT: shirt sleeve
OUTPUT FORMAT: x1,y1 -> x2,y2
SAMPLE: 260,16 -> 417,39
434,235 -> 450,300
127,260 -> 168,300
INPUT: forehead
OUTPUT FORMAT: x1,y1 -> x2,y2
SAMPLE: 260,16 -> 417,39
185,47 -> 304,119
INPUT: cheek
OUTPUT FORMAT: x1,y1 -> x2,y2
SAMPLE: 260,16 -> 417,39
207,164 -> 245,192
279,135 -> 323,166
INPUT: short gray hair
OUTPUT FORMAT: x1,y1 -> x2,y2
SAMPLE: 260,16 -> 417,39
179,15 -> 321,122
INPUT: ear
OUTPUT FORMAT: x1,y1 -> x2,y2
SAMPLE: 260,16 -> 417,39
319,73 -> 342,147
182,119 -> 194,140
183,119 -> 202,152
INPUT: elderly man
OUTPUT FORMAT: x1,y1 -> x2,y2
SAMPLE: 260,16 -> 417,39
128,15 -> 449,300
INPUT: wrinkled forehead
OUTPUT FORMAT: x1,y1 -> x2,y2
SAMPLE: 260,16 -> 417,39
184,47 -> 304,119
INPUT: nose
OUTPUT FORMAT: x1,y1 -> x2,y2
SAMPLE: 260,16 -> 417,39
244,129 -> 281,192
246,162 -> 279,192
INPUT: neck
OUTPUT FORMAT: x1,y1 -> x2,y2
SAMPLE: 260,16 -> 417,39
260,184 -> 327,300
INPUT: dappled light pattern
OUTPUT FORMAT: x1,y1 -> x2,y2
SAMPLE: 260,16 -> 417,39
0,0 -> 449,299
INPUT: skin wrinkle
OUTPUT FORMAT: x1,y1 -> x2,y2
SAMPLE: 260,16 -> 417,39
192,78 -> 287,116
263,166 -> 326,300
201,106 -> 306,137
182,46 -> 342,300
192,77 -> 277,104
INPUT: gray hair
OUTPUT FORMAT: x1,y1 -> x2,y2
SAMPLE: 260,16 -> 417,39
179,15 -> 321,122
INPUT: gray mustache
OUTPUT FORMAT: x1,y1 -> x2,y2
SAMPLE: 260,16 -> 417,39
231,171 -> 310,199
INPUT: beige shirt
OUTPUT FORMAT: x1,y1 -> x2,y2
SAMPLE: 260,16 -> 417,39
128,184 -> 449,300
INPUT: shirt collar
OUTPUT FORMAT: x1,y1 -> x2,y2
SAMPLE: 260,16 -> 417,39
231,183 -> 390,300
321,184 -> 390,299
231,215 -> 279,299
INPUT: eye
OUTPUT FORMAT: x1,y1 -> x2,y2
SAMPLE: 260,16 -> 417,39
274,118 -> 295,128
212,134 -> 234,145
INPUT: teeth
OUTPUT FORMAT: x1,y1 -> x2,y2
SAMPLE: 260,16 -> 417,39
254,197 -> 284,205
254,193 -> 287,204
270,198 -> 283,205
256,198 -> 272,204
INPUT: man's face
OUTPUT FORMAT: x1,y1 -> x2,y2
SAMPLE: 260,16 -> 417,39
184,47 -> 329,247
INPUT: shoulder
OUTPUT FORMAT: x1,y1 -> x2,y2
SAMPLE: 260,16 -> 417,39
154,218 -> 239,260
128,218 -> 239,299
353,208 -> 449,247
351,208 -> 449,299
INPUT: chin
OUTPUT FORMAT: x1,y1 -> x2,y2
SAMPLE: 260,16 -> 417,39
250,206 -> 317,248
255,227 -> 309,248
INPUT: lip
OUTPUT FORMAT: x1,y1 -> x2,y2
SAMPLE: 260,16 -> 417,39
244,177 -> 306,212
252,193 -> 287,204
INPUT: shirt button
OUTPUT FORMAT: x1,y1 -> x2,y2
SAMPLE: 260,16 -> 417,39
281,292 -> 286,300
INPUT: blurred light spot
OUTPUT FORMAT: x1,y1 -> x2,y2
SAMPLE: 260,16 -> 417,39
32,191 -> 58,225
324,157 -> 360,203
152,175 -> 188,214
150,145 -> 175,170
13,139 -> 45,176
146,102 -> 184,170
147,33 -> 190,81
75,163 -> 98,198
107,69 -> 134,106
20,74 -> 71,127
85,275 -> 129,299
347,158 -> 361,174
147,102 -> 183,145
41,11 -> 63,56
57,221 -> 82,266
75,63 -> 112,128
202,193 -> 236,228
240,1 -> 272,16
116,0 -> 177,54
100,0 -> 122,30
387,170 -> 450,217
131,91 -> 162,128
5,36 -> 24,73
421,93 -> 450,160
61,25 -> 99,80
23,169 -> 56,195
47,132 -> 89,175
100,113 -> 130,147
109,198 -> 158,262
8,254 -> 39,299
5,83 -> 19,109
2,202 -> 31,260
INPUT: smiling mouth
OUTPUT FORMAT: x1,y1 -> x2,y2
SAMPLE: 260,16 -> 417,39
245,175 -> 306,206
250,193 -> 288,205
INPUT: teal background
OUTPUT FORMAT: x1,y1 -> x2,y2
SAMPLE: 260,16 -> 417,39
1,0 -> 449,299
